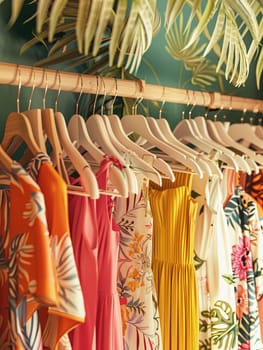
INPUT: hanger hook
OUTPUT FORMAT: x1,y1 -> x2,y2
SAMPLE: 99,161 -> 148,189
108,78 -> 118,115
241,107 -> 247,123
76,73 -> 84,115
188,90 -> 196,119
100,75 -> 106,115
43,71 -> 48,109
55,70 -> 62,113
132,80 -> 144,115
16,65 -> 22,113
182,89 -> 190,120
159,86 -> 166,119
28,69 -> 36,110
92,75 -> 100,115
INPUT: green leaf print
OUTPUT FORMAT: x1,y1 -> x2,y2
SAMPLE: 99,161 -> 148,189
200,315 -> 210,333
211,300 -> 237,349
194,251 -> 205,270
199,338 -> 211,350
222,274 -> 235,285
127,298 -> 145,315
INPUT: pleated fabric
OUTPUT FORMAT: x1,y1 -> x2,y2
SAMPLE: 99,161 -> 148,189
149,172 -> 199,350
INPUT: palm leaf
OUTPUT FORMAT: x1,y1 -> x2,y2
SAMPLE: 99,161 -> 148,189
191,61 -> 218,88
76,0 -> 91,53
183,0 -> 219,49
8,0 -> 25,27
36,0 -> 53,33
117,0 -> 156,73
256,46 -> 263,89
165,13 -> 206,66
48,0 -> 68,42
203,4 -> 225,56
226,0 -> 259,43
84,1 -> 102,55
165,0 -> 186,31
92,0 -> 114,56
109,0 -> 127,66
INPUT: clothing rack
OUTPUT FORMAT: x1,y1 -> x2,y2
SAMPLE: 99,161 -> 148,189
0,61 -> 263,113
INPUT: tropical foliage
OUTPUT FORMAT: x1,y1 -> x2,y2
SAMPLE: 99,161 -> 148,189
4,0 -> 263,89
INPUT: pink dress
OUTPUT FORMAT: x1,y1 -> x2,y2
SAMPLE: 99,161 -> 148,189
96,156 -> 123,350
68,181 -> 98,350
69,155 -> 123,350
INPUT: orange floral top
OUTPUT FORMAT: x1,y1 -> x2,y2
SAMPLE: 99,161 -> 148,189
0,161 -> 57,349
27,153 -> 85,350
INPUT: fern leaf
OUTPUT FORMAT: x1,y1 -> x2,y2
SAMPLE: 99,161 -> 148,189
76,0 -> 91,53
36,0 -> 53,33
256,47 -> 263,89
165,0 -> 185,31
49,0 -> 68,42
203,5 -> 225,56
109,0 -> 127,66
84,1 -> 101,55
183,0 -> 219,49
8,0 -> 25,27
92,0 -> 114,56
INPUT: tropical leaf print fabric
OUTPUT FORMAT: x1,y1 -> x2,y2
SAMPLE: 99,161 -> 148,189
224,188 -> 263,350
114,178 -> 162,350
0,162 -> 57,349
193,175 -> 238,350
26,153 -> 85,350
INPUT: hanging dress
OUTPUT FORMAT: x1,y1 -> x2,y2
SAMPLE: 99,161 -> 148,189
26,153 -> 85,350
68,178 -> 98,350
193,174 -> 237,350
114,173 -> 162,350
95,155 -> 124,350
149,172 -> 199,350
0,161 -> 57,349
224,186 -> 263,350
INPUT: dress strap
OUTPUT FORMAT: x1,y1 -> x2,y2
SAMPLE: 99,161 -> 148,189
96,154 -> 123,190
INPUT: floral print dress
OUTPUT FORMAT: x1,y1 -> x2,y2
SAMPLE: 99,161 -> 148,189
193,174 -> 238,350
224,187 -> 263,350
114,175 -> 162,350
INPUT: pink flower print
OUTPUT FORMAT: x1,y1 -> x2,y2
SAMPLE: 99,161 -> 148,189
239,340 -> 250,349
235,285 -> 249,319
231,237 -> 252,280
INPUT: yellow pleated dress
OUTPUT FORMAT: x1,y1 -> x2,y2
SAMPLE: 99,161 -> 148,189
149,172 -> 199,350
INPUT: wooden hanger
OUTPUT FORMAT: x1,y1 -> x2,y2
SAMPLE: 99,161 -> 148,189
55,111 -> 99,199
68,113 -> 128,198
121,105 -> 203,179
193,116 -> 252,174
228,119 -> 263,151
1,111 -> 41,157
85,76 -> 138,194
155,117 -> 220,178
206,117 -> 258,174
0,145 -> 13,171
108,114 -> 172,182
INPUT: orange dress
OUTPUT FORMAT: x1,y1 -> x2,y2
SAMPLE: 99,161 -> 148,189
0,161 -> 57,349
27,153 -> 85,349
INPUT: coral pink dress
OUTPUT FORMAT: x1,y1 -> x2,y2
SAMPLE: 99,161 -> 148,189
95,156 -> 123,350
69,155 -> 123,350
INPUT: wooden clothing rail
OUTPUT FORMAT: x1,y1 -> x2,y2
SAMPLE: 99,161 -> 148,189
0,61 -> 263,113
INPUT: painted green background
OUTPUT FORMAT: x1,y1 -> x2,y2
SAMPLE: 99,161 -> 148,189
0,0 -> 262,137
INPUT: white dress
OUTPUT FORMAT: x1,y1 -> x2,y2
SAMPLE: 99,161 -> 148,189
193,174 -> 238,350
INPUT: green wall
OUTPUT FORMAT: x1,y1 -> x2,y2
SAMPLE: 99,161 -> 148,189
0,1 -> 262,136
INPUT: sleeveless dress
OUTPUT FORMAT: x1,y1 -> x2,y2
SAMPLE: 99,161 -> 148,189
68,155 -> 123,350
96,155 -> 123,350
114,174 -> 162,349
193,174 -> 237,350
149,172 -> 199,350
224,186 -> 263,349
68,178 -> 98,350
